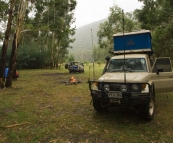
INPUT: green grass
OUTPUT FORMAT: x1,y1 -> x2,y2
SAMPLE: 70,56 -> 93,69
0,64 -> 173,143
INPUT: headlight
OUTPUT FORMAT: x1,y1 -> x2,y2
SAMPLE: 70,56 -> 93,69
120,85 -> 127,92
132,84 -> 139,91
104,84 -> 110,92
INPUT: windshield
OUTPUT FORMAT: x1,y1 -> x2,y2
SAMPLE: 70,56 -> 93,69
70,62 -> 79,66
107,58 -> 147,72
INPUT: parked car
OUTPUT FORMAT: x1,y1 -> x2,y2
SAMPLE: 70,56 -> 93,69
65,61 -> 84,73
88,30 -> 173,121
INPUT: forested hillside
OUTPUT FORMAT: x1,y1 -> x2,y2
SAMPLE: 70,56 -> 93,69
69,19 -> 106,62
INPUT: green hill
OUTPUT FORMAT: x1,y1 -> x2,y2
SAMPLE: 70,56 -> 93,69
69,18 -> 106,62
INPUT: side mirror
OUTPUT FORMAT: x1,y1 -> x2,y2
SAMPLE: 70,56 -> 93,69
156,68 -> 163,74
102,56 -> 111,75
105,56 -> 110,62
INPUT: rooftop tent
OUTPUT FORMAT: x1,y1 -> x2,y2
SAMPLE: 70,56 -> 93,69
113,30 -> 153,54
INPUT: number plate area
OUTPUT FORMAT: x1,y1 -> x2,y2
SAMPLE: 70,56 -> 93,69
108,92 -> 122,98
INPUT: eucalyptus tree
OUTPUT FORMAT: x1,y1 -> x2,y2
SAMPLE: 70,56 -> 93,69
50,0 -> 76,68
30,0 -> 76,68
0,0 -> 16,88
10,0 -> 76,70
0,0 -> 76,88
96,5 -> 141,61
5,0 -> 29,87
0,0 -> 35,88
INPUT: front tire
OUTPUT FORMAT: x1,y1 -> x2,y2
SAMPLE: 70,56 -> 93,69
144,99 -> 155,121
93,98 -> 102,112
143,84 -> 155,121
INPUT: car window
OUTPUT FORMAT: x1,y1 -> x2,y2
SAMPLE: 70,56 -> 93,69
107,58 -> 147,72
70,62 -> 78,65
152,58 -> 172,72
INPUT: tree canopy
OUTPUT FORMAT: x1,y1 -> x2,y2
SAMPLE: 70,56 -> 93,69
136,0 -> 173,59
0,0 -> 77,69
94,1 -> 173,62
94,5 -> 141,62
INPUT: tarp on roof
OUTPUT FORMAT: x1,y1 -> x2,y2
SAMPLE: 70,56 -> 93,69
113,30 -> 152,54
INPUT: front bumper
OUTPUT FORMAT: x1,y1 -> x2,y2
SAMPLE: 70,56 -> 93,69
89,81 -> 151,106
69,68 -> 83,72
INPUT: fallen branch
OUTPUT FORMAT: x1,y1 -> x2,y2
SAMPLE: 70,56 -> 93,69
0,122 -> 29,128
41,105 -> 52,109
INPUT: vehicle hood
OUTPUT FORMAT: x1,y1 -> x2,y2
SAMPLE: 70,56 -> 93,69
98,72 -> 148,82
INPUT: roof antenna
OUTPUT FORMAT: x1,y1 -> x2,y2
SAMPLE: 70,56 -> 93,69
122,10 -> 126,83
91,29 -> 95,80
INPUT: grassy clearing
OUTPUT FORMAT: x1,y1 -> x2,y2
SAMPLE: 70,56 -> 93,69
0,64 -> 173,143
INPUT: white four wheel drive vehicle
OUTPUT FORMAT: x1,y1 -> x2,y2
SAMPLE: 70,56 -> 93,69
89,30 -> 173,121
65,61 -> 84,73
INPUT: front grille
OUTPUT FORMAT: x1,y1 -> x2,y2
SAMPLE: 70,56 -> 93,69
98,83 -> 127,91
109,83 -> 121,91
96,82 -> 146,93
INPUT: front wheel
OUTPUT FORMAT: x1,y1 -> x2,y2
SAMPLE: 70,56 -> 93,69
93,98 -> 102,112
143,84 -> 155,121
144,99 -> 155,121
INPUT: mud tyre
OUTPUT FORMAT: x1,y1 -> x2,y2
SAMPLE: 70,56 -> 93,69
93,98 -> 102,112
143,99 -> 155,121
143,85 -> 155,121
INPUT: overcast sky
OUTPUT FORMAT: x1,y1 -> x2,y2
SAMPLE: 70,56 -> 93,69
74,0 -> 143,28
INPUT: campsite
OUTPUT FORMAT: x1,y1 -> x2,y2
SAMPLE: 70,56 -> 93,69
0,65 -> 173,143
1,0 -> 173,142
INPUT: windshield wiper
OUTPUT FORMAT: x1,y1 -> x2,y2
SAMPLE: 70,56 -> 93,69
107,69 -> 124,72
107,68 -> 135,73
126,69 -> 135,72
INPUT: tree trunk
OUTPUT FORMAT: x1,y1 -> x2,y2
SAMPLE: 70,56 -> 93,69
5,34 -> 17,87
5,0 -> 28,88
0,0 -> 15,88
51,31 -> 55,69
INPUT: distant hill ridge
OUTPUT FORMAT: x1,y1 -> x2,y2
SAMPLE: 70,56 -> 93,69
69,18 -> 107,61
